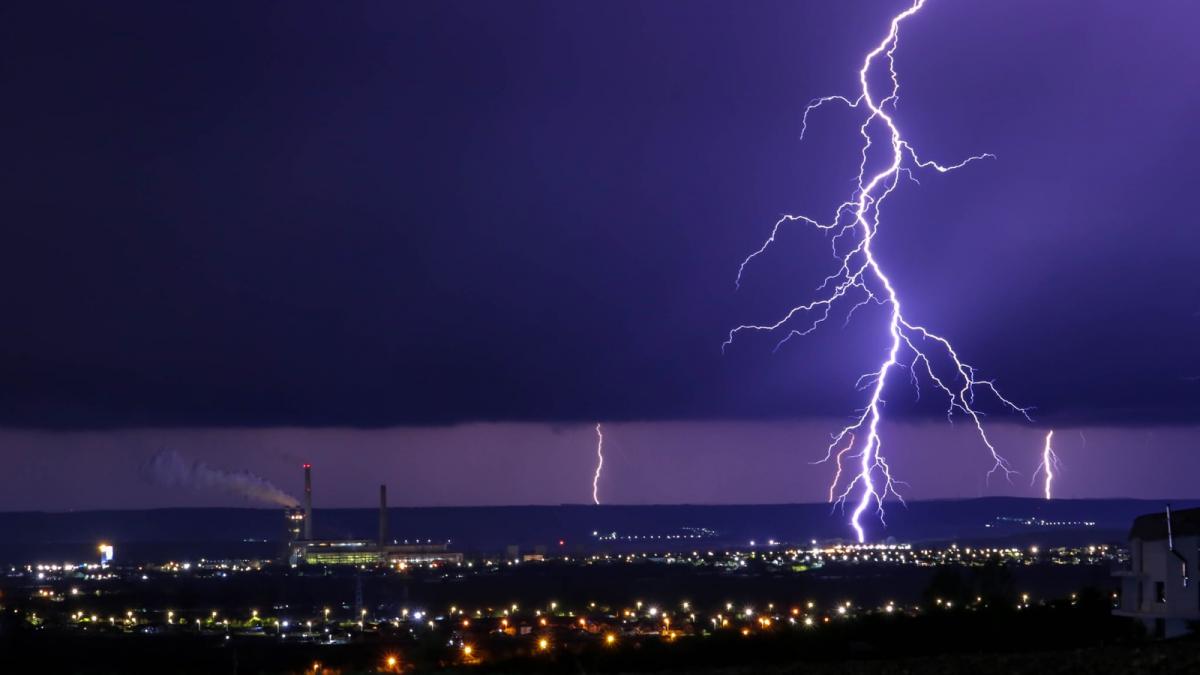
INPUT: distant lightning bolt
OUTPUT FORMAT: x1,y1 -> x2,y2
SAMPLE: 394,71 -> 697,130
726,0 -> 1030,542
1031,430 -> 1061,500
592,422 -> 604,505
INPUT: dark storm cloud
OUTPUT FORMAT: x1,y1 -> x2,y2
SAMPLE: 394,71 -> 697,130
0,0 -> 1196,429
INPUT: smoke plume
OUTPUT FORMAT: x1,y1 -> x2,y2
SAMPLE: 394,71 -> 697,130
145,449 -> 299,507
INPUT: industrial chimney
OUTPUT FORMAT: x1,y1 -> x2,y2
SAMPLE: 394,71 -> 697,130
303,464 -> 313,540
379,484 -> 388,547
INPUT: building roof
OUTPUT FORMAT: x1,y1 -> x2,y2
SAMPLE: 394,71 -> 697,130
1129,507 -> 1200,541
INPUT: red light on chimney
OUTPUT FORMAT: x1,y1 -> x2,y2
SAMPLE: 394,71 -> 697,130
302,463 -> 312,469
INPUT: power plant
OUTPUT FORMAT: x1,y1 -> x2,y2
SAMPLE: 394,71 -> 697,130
284,464 -> 461,566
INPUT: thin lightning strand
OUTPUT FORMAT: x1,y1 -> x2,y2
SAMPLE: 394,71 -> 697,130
592,423 -> 604,505
1031,430 -> 1061,500
726,0 -> 1030,542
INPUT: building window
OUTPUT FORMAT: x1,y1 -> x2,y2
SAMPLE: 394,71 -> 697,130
1155,581 -> 1166,603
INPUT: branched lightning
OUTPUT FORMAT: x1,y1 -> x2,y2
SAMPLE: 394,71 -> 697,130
1031,430 -> 1061,500
725,0 -> 1030,542
592,422 -> 605,505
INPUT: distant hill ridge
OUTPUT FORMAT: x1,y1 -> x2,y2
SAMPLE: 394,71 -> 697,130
1,498 -> 1195,563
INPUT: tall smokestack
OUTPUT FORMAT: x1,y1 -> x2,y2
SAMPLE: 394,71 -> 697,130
379,484 -> 388,547
303,464 -> 313,540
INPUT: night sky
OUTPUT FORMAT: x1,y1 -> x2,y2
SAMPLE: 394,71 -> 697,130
0,1 -> 1197,509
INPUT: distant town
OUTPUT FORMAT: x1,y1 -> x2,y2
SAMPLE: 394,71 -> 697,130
6,503 -> 1194,674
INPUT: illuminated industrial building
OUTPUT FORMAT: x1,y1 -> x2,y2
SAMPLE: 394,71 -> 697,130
285,465 -> 462,567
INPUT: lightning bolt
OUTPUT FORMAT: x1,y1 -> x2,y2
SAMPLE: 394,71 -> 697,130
725,0 -> 1030,542
592,422 -> 604,505
1031,430 -> 1060,500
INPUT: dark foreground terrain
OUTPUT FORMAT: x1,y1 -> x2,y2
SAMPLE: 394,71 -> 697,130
688,638 -> 1200,675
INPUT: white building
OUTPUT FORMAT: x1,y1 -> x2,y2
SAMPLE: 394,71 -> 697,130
1114,507 -> 1199,638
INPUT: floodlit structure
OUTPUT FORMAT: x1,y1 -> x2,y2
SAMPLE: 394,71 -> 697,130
1114,506 -> 1200,638
284,465 -> 462,567
285,507 -> 305,542
294,539 -> 460,566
